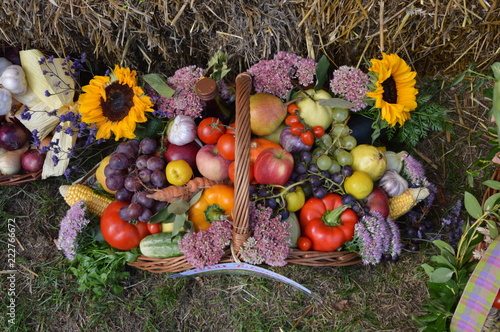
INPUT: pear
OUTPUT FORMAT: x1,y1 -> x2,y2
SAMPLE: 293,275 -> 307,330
249,93 -> 287,136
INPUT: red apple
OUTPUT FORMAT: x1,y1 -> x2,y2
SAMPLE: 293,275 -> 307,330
163,141 -> 200,171
196,144 -> 231,181
364,186 -> 389,218
253,147 -> 294,186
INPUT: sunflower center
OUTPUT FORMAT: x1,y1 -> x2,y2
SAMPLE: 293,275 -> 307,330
382,76 -> 398,104
101,82 -> 134,122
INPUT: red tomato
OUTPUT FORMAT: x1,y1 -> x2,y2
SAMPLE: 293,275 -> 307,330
300,130 -> 315,146
298,236 -> 312,251
290,123 -> 305,136
147,223 -> 162,234
285,115 -> 301,126
228,161 -> 254,183
494,289 -> 500,310
197,117 -> 226,144
287,103 -> 300,115
100,201 -> 150,251
312,126 -> 325,138
226,122 -> 236,135
217,133 -> 236,161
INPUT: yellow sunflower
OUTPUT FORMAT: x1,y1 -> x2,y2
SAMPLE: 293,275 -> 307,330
78,65 -> 154,140
366,53 -> 418,127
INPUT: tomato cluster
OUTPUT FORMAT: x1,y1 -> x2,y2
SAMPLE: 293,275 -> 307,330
285,103 -> 325,146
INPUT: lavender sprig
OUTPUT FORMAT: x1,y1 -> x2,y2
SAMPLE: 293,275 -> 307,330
56,200 -> 91,261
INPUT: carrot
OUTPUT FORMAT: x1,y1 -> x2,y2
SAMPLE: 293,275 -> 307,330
147,177 -> 229,202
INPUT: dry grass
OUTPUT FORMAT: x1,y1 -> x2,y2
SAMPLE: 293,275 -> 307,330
1,1 -> 499,77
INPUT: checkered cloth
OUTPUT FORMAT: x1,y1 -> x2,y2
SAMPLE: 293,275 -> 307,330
451,237 -> 500,331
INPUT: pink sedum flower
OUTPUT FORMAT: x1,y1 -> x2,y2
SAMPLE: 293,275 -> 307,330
329,66 -> 370,112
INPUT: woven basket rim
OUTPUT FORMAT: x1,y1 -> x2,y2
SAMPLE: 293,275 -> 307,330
0,169 -> 42,185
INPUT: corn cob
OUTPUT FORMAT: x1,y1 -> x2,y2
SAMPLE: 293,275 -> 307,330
59,184 -> 113,216
388,187 -> 430,220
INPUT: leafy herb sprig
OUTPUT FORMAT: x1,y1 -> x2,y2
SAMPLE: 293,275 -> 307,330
413,180 -> 500,330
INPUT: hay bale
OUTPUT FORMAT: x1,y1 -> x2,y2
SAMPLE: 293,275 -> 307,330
1,0 -> 498,76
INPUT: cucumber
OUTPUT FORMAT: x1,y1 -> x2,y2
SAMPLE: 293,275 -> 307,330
139,232 -> 183,258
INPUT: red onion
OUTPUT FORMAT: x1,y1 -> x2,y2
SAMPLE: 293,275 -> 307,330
279,126 -> 312,153
0,122 -> 30,151
21,149 -> 46,173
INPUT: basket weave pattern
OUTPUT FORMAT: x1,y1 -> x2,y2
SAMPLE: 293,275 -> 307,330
129,73 -> 361,273
0,169 -> 42,186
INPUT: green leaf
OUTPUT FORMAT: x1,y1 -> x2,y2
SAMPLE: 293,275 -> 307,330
150,204 -> 172,223
317,98 -> 355,109
483,192 -> 500,211
189,190 -> 203,207
430,267 -> 454,283
430,255 -> 455,269
172,213 -> 187,237
451,70 -> 467,86
483,179 -> 500,190
486,219 -> 499,239
142,73 -> 175,98
168,199 -> 190,215
432,240 -> 456,256
314,55 -> 330,91
421,263 -> 435,278
464,191 -> 483,219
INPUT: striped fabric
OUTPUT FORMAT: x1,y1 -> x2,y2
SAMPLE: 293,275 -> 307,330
450,237 -> 500,331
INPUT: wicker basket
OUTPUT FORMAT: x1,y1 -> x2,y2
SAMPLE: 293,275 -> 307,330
0,169 -> 42,186
129,73 -> 362,273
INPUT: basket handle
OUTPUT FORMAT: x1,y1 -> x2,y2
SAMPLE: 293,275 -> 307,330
232,72 -> 252,253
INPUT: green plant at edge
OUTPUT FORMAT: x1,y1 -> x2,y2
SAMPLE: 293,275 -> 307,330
413,180 -> 500,331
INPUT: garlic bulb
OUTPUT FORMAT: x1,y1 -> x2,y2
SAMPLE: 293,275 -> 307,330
0,65 -> 28,95
0,57 -> 13,77
384,150 -> 408,173
167,115 -> 197,146
0,88 -> 12,116
379,169 -> 409,197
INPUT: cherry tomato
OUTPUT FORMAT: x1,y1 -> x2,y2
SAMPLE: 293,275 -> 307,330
226,122 -> 236,135
147,223 -> 162,234
290,123 -> 305,136
197,117 -> 226,144
312,126 -> 325,138
287,103 -> 300,115
216,133 -> 236,161
300,130 -> 315,146
494,289 -> 500,310
285,114 -> 301,126
298,236 -> 312,251
100,201 -> 150,251
228,161 -> 254,183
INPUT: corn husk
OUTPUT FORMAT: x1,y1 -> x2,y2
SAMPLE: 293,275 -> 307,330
41,119 -> 78,179
14,101 -> 63,141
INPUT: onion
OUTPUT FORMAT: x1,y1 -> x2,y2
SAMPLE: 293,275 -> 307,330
21,149 -> 46,173
279,126 -> 312,153
0,122 -> 30,151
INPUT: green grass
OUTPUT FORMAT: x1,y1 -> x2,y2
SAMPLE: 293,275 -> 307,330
1,78 -> 498,331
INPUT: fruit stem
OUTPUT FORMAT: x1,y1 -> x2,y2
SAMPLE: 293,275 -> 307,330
323,205 -> 350,226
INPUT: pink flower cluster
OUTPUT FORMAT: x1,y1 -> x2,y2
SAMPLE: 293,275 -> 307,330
247,51 -> 317,99
239,203 -> 292,267
329,66 -> 370,112
178,219 -> 232,269
56,200 -> 91,261
354,211 -> 401,265
151,65 -> 206,118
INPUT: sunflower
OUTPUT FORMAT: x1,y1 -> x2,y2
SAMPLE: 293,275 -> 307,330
366,53 -> 418,127
78,65 -> 153,140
